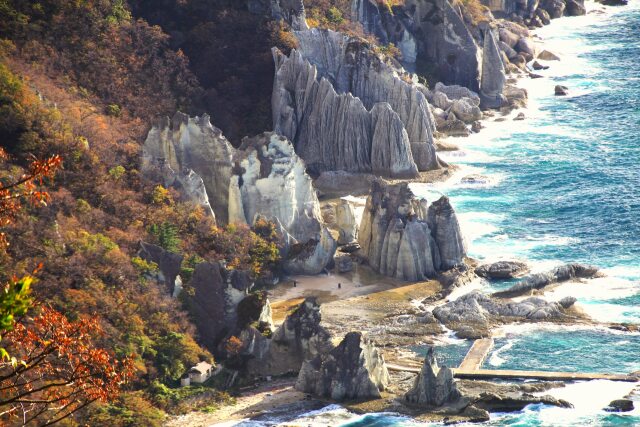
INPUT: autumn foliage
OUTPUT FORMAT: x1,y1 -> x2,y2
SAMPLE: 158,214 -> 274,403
0,306 -> 135,426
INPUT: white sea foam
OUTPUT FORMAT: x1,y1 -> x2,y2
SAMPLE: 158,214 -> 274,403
488,339 -> 518,367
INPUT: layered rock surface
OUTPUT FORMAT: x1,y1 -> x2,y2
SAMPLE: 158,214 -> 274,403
296,331 -> 389,401
272,28 -> 441,177
492,263 -> 600,298
142,112 -> 233,223
359,179 -> 466,281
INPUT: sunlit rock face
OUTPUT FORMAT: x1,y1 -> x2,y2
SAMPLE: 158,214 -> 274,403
359,179 -> 466,281
272,28 -> 442,178
405,346 -> 461,407
142,112 -> 233,223
479,29 -> 507,109
228,132 -> 336,275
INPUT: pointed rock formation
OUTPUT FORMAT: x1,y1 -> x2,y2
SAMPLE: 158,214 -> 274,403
359,179 -> 466,281
142,112 -> 233,223
272,28 -> 440,177
405,347 -> 461,407
247,297 -> 334,376
336,199 -> 358,244
427,196 -> 467,270
296,331 -> 389,401
480,29 -> 507,109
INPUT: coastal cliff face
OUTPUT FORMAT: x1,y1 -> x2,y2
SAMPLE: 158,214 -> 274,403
351,0 -> 481,90
296,331 -> 389,401
142,112 -> 234,223
359,180 -> 466,281
272,28 -> 441,177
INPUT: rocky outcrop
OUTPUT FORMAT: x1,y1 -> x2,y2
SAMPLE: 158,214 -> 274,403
336,199 -> 358,244
432,291 -> 577,337
605,399 -> 634,412
228,132 -> 336,275
248,297 -> 334,376
137,241 -> 183,295
283,227 -> 337,275
359,180 -> 466,281
186,262 -> 252,352
296,331 -> 389,401
405,347 -> 461,407
428,196 -> 467,270
480,29 -> 507,109
475,260 -> 529,279
272,28 -> 441,177
353,0 -> 481,90
142,112 -> 234,223
492,263 -> 600,298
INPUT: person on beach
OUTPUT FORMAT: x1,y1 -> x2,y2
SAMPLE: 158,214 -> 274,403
293,280 -> 297,287
338,283 -> 341,289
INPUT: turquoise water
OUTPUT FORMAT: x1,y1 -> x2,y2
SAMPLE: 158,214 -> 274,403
366,1 -> 640,425
230,3 -> 640,426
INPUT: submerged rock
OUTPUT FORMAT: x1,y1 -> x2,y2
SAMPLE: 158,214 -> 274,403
432,291 -> 576,335
555,85 -> 569,96
359,179 -> 466,281
605,399 -> 634,412
296,331 -> 389,401
492,263 -> 600,298
475,260 -> 529,279
405,346 -> 461,407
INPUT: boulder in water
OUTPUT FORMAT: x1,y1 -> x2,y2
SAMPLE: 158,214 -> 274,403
475,260 -> 529,279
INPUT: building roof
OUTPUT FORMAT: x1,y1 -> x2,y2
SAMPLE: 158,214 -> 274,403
189,361 -> 213,375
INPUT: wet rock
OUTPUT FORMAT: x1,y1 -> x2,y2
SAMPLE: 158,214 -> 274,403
516,37 -> 536,57
540,0 -> 566,18
471,121 -> 484,133
529,72 -> 544,79
462,380 -> 573,412
597,0 -> 628,5
358,179 -> 466,281
492,263 -> 600,298
475,260 -> 529,279
555,85 -> 569,96
538,49 -> 561,61
536,8 -> 552,25
513,112 -> 526,121
405,347 -> 461,407
438,120 -> 471,137
296,331 -> 389,401
461,174 -> 490,185
604,399 -> 634,412
565,0 -> 587,15
531,60 -> 549,70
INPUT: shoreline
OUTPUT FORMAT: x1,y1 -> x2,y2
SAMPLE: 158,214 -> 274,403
178,4 -> 639,425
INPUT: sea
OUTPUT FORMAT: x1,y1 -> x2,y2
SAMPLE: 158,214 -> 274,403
222,1 -> 640,425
